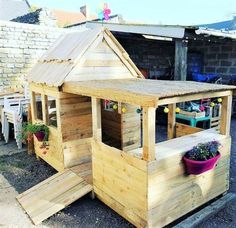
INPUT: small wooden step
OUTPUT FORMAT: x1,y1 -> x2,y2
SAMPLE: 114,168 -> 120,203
16,169 -> 93,225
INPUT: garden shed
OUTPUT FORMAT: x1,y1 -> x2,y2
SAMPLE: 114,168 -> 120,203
17,27 -> 236,227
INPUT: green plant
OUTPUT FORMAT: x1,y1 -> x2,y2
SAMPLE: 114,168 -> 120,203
184,140 -> 221,161
21,123 -> 49,142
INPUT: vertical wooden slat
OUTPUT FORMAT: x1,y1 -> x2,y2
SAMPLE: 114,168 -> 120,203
168,104 -> 176,139
92,97 -> 102,141
41,94 -> 48,124
27,104 -> 34,155
142,107 -> 156,161
220,93 -> 232,136
56,98 -> 62,131
30,90 -> 36,122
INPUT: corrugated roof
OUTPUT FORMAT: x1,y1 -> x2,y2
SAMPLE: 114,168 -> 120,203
0,0 -> 30,21
28,28 -> 102,86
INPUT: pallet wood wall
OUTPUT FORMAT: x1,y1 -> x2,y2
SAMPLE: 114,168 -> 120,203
34,126 -> 64,171
101,103 -> 141,151
121,104 -> 141,151
30,84 -> 93,172
65,40 -> 135,82
59,93 -> 93,169
60,93 -> 92,142
92,141 -> 148,227
147,134 -> 230,227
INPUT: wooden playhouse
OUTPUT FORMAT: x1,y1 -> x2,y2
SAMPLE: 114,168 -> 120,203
17,28 -> 236,227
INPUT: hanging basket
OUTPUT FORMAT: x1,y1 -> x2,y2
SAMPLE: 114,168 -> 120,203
183,152 -> 221,175
34,131 -> 46,142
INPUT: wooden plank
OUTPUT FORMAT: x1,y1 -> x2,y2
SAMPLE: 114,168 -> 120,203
17,170 -> 92,225
176,123 -> 202,138
220,94 -> 233,136
142,107 -> 156,161
174,40 -> 188,81
158,90 -> 232,106
30,90 -> 36,121
83,59 -> 123,67
168,104 -> 176,139
92,97 -> 102,141
41,94 -> 48,124
27,104 -> 34,155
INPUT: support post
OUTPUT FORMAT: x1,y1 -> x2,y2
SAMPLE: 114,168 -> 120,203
27,104 -> 34,155
220,94 -> 232,136
92,97 -> 102,141
174,40 -> 188,81
142,107 -> 156,161
168,104 -> 176,139
30,90 -> 36,121
41,94 -> 48,124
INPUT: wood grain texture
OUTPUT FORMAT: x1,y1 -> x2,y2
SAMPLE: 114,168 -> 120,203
63,79 -> 236,108
176,123 -> 202,138
17,170 -> 92,225
92,141 -> 148,226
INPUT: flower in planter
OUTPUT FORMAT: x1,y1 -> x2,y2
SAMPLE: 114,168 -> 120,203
183,140 -> 221,175
185,140 -> 221,161
20,123 -> 49,143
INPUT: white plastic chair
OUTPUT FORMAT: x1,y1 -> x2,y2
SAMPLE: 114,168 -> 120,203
1,97 -> 24,149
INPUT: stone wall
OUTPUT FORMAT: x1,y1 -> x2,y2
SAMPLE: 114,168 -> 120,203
116,35 -> 175,79
188,40 -> 236,81
0,20 -> 65,91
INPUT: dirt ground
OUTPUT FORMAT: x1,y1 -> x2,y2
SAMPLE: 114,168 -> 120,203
0,118 -> 236,227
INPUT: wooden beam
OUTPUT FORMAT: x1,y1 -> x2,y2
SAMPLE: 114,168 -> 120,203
142,107 -> 156,161
41,94 -> 48,124
30,90 -> 36,122
157,90 -> 232,106
27,104 -> 34,155
168,104 -> 176,139
220,93 -> 233,136
92,97 -> 102,141
174,40 -> 188,81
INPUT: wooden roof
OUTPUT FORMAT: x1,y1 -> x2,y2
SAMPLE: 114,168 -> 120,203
63,79 -> 236,107
28,28 -> 143,87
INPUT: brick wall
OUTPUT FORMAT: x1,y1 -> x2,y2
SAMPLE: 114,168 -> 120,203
116,35 -> 175,78
188,40 -> 236,81
0,20 -> 66,91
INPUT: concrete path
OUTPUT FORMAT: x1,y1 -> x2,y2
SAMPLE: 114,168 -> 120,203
0,174 -> 33,227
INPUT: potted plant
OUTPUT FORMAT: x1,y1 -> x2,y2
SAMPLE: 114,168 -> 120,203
22,123 -> 49,142
183,140 -> 221,175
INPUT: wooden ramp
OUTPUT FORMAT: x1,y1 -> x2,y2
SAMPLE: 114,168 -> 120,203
16,169 -> 93,225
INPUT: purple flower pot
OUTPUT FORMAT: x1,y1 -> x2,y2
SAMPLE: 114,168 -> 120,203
34,131 -> 46,142
183,152 -> 221,175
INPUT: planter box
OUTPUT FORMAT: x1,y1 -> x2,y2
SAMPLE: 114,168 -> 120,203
183,152 -> 221,175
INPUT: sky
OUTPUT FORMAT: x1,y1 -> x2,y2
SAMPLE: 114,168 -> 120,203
29,0 -> 236,25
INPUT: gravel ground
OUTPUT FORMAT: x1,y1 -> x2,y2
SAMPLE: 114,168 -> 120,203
0,118 -> 235,227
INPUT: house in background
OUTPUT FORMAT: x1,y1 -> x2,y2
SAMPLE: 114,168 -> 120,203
0,0 -> 30,21
200,16 -> 236,31
12,4 -> 121,28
